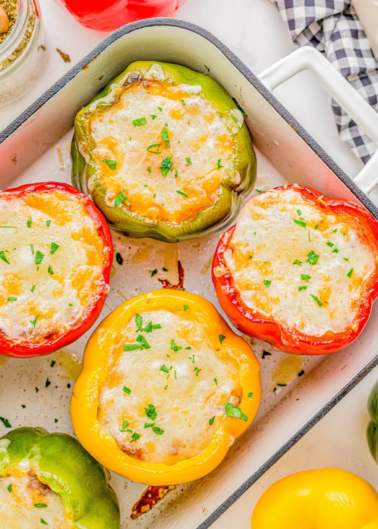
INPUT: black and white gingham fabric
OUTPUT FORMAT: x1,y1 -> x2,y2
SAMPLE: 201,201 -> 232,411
273,0 -> 378,164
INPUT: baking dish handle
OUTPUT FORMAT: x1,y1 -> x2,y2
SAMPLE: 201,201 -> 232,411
258,46 -> 378,196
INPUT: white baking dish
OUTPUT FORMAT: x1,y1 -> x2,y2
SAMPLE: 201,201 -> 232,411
1,18 -> 378,529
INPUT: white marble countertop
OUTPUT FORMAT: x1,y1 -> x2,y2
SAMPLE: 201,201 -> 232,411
1,0 -> 378,527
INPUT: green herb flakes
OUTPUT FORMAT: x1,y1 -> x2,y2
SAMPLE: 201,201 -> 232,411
294,219 -> 307,228
132,117 -> 147,127
307,250 -> 319,265
0,417 -> 11,428
50,242 -> 60,254
311,294 -> 323,307
102,158 -> 117,170
161,127 -> 170,148
35,251 -> 44,265
147,143 -> 162,154
224,403 -> 247,421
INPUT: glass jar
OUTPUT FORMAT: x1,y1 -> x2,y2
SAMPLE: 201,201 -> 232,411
0,0 -> 46,106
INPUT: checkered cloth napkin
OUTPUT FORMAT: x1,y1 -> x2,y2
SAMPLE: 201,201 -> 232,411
273,0 -> 378,164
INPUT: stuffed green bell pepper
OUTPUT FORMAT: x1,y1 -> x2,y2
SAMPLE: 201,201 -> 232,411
71,61 -> 257,242
368,380 -> 378,463
0,427 -> 120,528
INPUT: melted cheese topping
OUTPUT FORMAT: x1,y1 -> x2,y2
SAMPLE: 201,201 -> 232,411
0,190 -> 108,345
86,77 -> 240,225
0,462 -> 71,528
224,187 -> 377,337
98,309 -> 241,465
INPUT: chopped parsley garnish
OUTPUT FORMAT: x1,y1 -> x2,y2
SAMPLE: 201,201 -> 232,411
325,241 -> 334,247
0,417 -> 11,428
48,266 -> 54,275
30,315 -> 39,328
176,190 -> 188,197
292,260 -> 302,265
219,334 -> 226,345
130,432 -> 140,443
160,156 -> 173,176
298,286 -> 308,291
147,143 -> 162,154
217,159 -> 223,169
114,191 -> 130,207
300,274 -> 311,282
183,305 -> 189,311
224,403 -> 248,421
209,416 -> 215,425
150,268 -> 158,277
119,420 -> 130,433
31,285 -> 35,292
102,158 -> 117,170
145,404 -> 157,421
34,504 -> 47,508
136,334 -> 151,349
7,484 -> 12,492
46,220 -> 51,227
161,127 -> 170,148
171,339 -> 182,353
294,219 -> 306,228
186,157 -> 192,165
123,386 -> 131,395
27,218 -> 32,228
347,268 -> 354,278
0,251 -> 10,264
132,117 -> 147,127
152,426 -> 164,435
231,97 -> 247,116
263,280 -> 271,288
311,294 -> 323,307
50,242 -> 60,254
144,321 -> 162,333
151,114 -> 157,120
307,250 -> 319,265
7,297 -> 17,302
248,392 -> 253,398
147,166 -> 151,173
35,251 -> 44,265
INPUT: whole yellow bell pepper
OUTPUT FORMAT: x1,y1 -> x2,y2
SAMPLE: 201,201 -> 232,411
251,468 -> 378,529
70,289 -> 261,485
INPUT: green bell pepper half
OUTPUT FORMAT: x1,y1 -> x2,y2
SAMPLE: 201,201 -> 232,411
0,427 -> 120,528
71,61 -> 257,242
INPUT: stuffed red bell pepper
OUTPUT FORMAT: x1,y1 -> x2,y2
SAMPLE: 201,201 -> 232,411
212,184 -> 378,355
0,182 -> 113,358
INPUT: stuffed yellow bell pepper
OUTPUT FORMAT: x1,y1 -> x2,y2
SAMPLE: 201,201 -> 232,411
70,290 -> 261,485
251,468 -> 378,529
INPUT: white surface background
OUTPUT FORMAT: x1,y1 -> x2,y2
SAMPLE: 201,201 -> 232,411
1,0 -> 378,527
